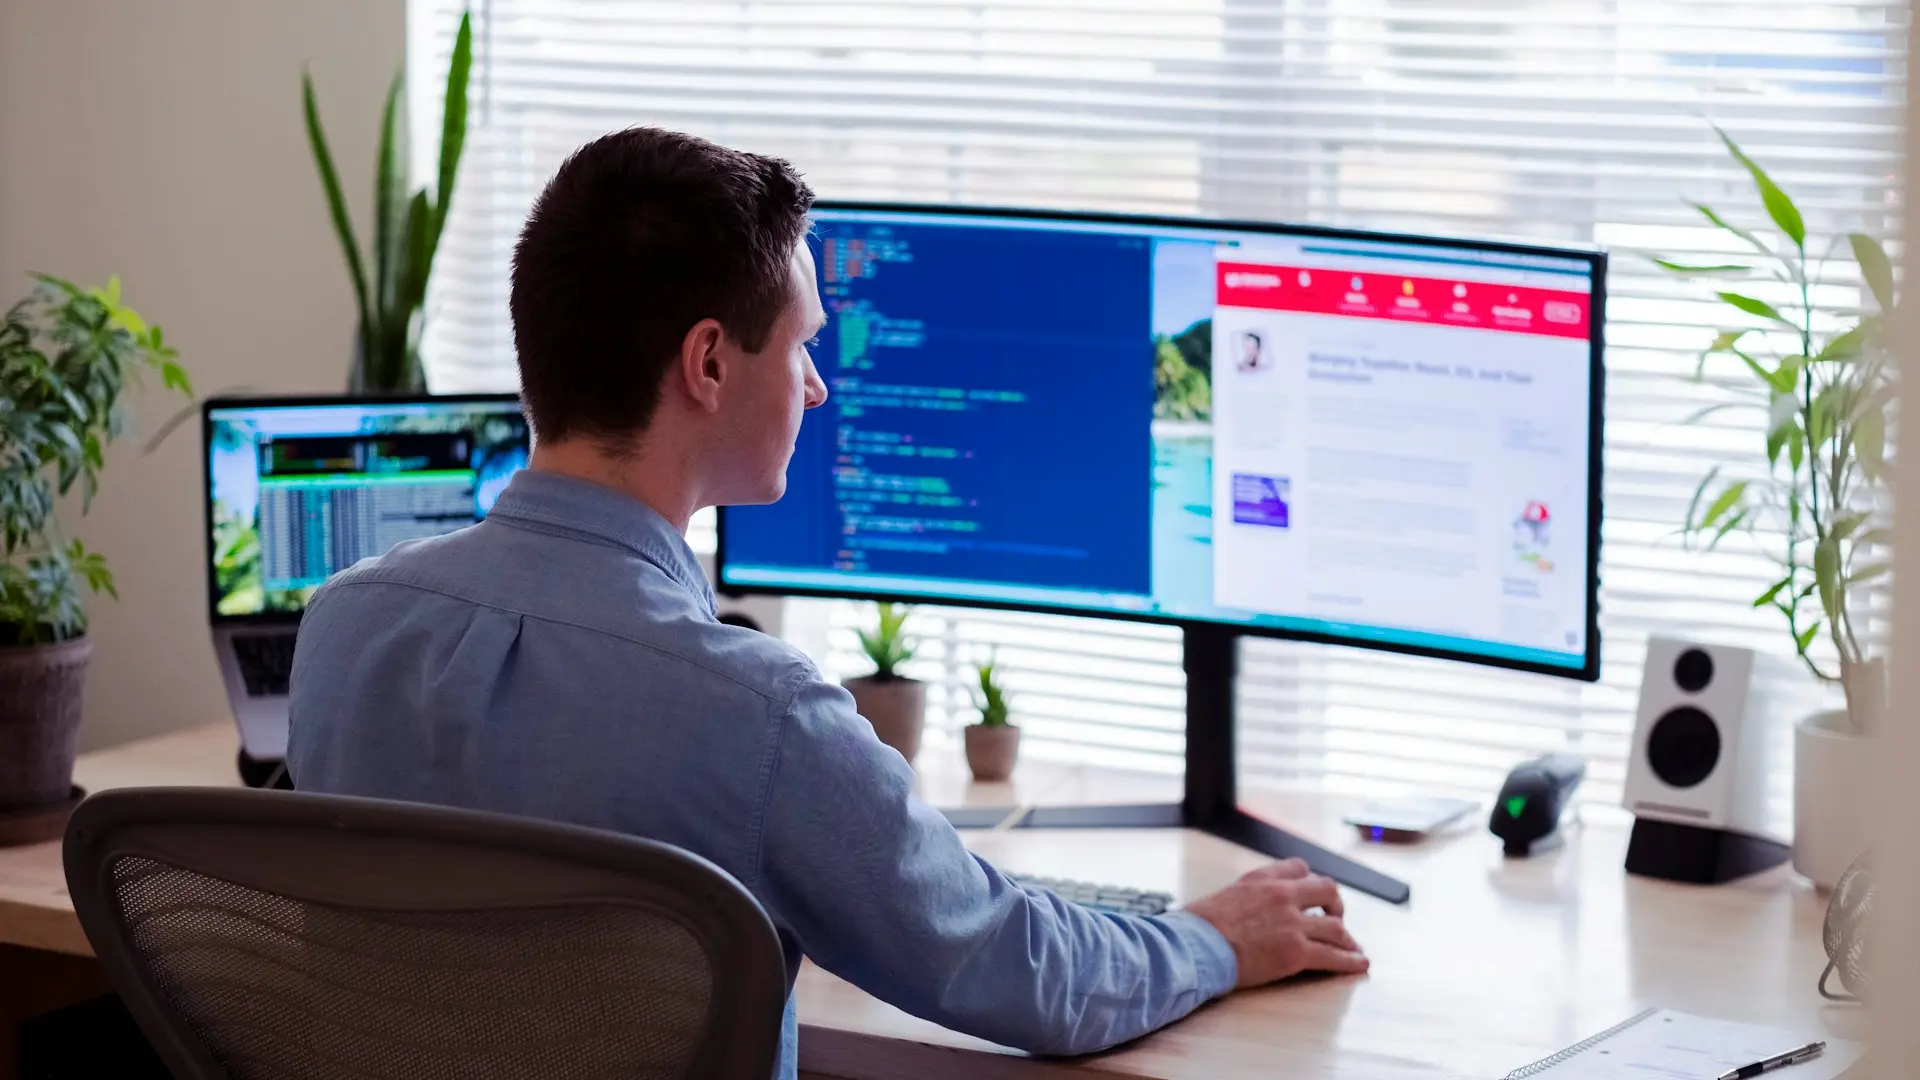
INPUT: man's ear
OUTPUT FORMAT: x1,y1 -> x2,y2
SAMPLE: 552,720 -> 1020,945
676,317 -> 728,414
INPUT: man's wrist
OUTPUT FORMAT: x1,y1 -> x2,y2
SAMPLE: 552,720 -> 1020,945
1155,909 -> 1240,998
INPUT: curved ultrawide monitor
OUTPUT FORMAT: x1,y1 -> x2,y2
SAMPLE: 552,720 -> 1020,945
718,204 -> 1604,681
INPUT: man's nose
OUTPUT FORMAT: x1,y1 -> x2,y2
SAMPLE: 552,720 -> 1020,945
804,361 -> 828,409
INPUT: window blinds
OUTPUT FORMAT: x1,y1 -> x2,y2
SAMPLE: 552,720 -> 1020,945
410,0 -> 1903,818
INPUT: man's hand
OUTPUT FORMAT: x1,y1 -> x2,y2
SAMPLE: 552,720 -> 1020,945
1183,859 -> 1368,988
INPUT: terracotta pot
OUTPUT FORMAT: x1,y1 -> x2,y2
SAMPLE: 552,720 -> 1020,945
844,675 -> 927,765
0,637 -> 92,809
964,724 -> 1021,782
1794,708 -> 1879,889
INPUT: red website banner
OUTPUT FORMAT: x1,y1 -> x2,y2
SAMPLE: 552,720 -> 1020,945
1216,262 -> 1591,341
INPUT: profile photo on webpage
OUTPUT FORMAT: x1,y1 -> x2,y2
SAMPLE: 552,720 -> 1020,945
1237,329 -> 1272,373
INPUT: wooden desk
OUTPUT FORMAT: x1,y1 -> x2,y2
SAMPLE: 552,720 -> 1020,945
0,726 -> 1863,1080
0,725 -> 242,1075
0,725 -> 240,958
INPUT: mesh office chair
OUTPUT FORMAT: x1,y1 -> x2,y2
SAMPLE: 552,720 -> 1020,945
63,787 -> 788,1080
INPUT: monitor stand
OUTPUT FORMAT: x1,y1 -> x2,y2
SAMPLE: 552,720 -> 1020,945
939,623 -> 1411,905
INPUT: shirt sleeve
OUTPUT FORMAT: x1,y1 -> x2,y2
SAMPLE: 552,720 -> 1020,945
755,669 -> 1238,1057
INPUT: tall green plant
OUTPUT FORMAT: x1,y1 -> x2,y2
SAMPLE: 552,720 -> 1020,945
304,9 -> 473,393
1660,128 -> 1895,731
856,602 -> 917,680
972,650 -> 1011,727
0,276 -> 190,644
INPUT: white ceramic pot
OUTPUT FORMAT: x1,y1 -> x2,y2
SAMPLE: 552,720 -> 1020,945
843,675 -> 927,765
1793,708 -> 1879,889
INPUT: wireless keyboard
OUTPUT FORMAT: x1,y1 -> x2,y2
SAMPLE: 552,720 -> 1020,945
1005,873 -> 1174,917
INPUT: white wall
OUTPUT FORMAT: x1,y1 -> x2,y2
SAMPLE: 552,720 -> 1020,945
0,0 -> 405,750
1873,8 -> 1920,1069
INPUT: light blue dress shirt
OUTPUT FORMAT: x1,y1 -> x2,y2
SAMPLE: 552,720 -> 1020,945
288,469 -> 1237,1079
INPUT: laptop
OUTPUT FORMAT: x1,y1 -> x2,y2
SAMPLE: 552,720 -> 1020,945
202,393 -> 530,760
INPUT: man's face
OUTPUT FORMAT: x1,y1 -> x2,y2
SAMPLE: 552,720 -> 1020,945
1242,335 -> 1259,364
714,244 -> 829,505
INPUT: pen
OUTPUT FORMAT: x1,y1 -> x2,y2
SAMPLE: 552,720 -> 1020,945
1716,1041 -> 1825,1080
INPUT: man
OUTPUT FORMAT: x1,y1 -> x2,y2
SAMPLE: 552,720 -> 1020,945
289,127 -> 1367,1079
1238,329 -> 1267,372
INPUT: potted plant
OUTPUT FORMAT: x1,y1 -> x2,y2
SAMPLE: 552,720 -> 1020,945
303,9 -> 473,393
1662,129 -> 1894,888
965,650 -> 1021,782
0,275 -> 188,833
843,603 -> 926,764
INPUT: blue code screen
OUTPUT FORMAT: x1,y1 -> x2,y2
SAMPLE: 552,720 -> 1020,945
724,217 -> 1155,595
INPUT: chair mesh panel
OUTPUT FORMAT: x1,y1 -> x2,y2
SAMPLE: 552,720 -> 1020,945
108,855 -> 715,1080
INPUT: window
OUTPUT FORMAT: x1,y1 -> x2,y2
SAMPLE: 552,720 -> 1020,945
412,0 -> 1903,822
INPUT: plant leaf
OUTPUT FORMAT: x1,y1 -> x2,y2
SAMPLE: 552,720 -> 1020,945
1707,328 -> 1750,353
1717,291 -> 1795,328
1856,405 -> 1886,482
1796,621 -> 1821,654
1654,259 -> 1751,277
303,70 -> 374,359
374,71 -> 406,322
1683,465 -> 1721,534
1754,577 -> 1791,608
1815,537 -> 1841,619
1850,233 -> 1895,312
1681,402 -> 1753,427
1816,323 -> 1870,363
1694,202 -> 1772,258
1729,347 -> 1795,394
1708,507 -> 1749,550
1808,382 -> 1840,448
1718,126 -> 1806,249
1699,480 -> 1748,532
1847,562 -> 1892,587
1832,512 -> 1871,542
433,9 -> 474,247
1766,418 -> 1795,468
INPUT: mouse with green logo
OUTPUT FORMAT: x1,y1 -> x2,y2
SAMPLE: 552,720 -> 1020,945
1490,753 -> 1587,856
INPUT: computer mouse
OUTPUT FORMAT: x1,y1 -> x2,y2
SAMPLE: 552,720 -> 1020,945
1489,753 -> 1586,857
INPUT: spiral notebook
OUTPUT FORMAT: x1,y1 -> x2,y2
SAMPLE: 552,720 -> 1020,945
1504,1008 -> 1862,1079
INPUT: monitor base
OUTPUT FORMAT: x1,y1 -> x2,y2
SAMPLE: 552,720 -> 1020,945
936,623 -> 1407,905
939,801 -> 1411,905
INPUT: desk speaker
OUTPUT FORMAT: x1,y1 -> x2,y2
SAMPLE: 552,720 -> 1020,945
1622,636 -> 1790,884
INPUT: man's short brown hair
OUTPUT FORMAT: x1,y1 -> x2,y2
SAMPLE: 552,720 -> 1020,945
510,127 -> 814,444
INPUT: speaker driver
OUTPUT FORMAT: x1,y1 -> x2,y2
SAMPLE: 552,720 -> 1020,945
1673,647 -> 1715,693
1647,705 -> 1720,788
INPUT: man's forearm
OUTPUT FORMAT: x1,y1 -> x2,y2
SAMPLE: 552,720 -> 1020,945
917,888 -> 1238,1057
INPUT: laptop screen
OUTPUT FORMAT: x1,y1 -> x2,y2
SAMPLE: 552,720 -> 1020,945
204,395 -> 529,621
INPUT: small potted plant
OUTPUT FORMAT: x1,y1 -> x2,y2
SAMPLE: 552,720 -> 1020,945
1661,128 -> 1894,888
0,275 -> 188,835
965,650 -> 1021,782
844,603 -> 926,764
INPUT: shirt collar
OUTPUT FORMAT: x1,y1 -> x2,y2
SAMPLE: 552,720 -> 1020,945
486,470 -> 715,613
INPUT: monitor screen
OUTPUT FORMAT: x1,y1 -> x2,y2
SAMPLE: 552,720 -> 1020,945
719,205 -> 1603,679
204,395 -> 529,620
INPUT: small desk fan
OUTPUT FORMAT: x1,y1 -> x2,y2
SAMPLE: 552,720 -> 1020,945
1820,850 -> 1874,1002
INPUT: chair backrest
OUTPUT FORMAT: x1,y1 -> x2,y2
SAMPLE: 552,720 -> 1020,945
64,787 -> 787,1080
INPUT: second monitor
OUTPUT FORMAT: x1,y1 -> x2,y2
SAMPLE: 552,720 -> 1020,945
722,204 -> 1604,679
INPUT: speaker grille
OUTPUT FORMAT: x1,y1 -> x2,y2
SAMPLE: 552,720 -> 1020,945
1646,706 -> 1720,788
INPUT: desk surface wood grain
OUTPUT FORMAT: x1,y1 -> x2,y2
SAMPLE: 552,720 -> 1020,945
0,725 -> 1861,1080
